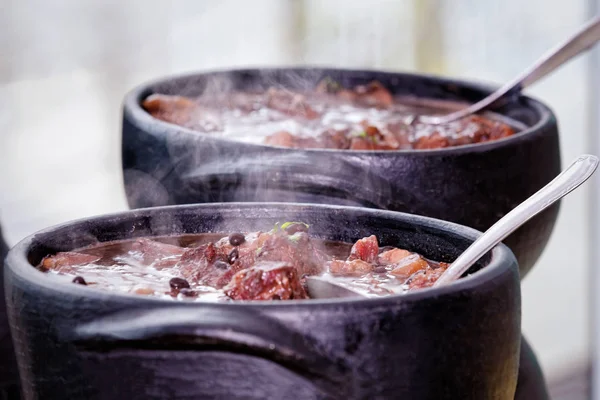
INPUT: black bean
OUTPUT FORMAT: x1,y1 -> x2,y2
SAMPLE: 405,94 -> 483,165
72,276 -> 87,285
228,232 -> 246,246
169,277 -> 190,291
228,248 -> 239,264
373,267 -> 388,274
284,222 -> 309,235
179,288 -> 198,297
214,260 -> 230,270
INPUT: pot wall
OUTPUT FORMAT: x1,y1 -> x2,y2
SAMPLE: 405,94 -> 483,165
122,68 -> 561,279
5,203 -> 520,400
0,224 -> 20,399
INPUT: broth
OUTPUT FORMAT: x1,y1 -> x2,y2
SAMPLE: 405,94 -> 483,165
38,224 -> 450,301
142,78 -> 516,150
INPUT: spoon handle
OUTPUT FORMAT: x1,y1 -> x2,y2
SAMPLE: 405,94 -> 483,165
434,154 -> 599,286
423,16 -> 600,125
517,15 -> 600,90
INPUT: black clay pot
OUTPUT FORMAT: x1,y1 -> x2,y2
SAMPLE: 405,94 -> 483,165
122,67 -> 562,279
0,224 -> 20,400
5,203 -> 522,400
515,336 -> 549,400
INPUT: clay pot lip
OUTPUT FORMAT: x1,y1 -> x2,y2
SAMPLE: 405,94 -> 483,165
6,202 -> 518,310
122,65 -> 557,156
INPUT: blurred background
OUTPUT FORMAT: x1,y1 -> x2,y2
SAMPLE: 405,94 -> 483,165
0,0 -> 597,398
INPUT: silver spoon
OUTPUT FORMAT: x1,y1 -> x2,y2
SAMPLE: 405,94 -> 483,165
418,16 -> 600,125
434,154 -> 599,286
306,154 -> 599,298
305,276 -> 366,299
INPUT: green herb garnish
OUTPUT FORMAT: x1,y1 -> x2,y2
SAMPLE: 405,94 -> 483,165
350,130 -> 378,143
351,131 -> 367,138
270,222 -> 281,234
281,221 -> 309,231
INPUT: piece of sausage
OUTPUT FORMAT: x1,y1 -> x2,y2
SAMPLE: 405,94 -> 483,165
224,261 -> 309,300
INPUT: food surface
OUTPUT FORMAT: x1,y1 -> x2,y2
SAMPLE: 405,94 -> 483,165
38,223 -> 451,301
142,78 -> 516,150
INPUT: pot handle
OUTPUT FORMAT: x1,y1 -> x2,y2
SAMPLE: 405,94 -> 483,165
70,306 -> 347,390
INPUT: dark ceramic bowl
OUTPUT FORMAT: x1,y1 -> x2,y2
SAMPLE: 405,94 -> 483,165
121,67 -> 562,279
0,224 -> 20,400
5,203 -> 522,400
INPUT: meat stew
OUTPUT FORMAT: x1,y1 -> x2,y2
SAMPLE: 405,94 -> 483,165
142,78 -> 516,150
39,222 -> 451,301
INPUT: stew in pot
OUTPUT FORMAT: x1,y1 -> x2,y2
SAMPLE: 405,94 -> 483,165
38,222 -> 451,301
142,78 -> 516,150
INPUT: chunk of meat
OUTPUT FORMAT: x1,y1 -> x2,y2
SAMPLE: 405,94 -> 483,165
413,116 -> 515,149
365,125 -> 404,150
353,81 -> 393,107
264,132 -> 322,149
384,122 -> 413,149
40,252 -> 101,274
406,263 -> 451,290
470,115 -> 514,141
214,231 -> 270,271
320,129 -> 351,149
256,231 -> 325,276
378,248 -> 412,265
131,286 -> 155,296
414,132 -> 451,149
266,88 -> 319,119
128,238 -> 185,268
143,94 -> 195,113
224,261 -> 308,300
389,254 -> 429,279
328,259 -> 373,277
142,94 -> 200,127
176,243 -> 233,288
229,246 -> 260,270
264,131 -> 297,148
214,231 -> 263,253
349,137 -> 378,150
349,235 -> 379,263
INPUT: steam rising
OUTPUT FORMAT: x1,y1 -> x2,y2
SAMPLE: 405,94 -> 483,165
129,69 -> 393,218
126,67 -> 529,237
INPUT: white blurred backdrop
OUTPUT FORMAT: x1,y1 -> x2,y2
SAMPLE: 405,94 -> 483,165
0,0 -> 594,395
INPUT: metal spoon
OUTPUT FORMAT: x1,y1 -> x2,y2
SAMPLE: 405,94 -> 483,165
418,16 -> 600,125
306,154 -> 599,298
434,154 -> 599,286
305,276 -> 366,299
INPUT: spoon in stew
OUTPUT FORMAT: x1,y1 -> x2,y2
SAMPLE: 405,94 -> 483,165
435,154 -> 599,286
416,15 -> 600,125
305,276 -> 366,299
306,154 -> 599,298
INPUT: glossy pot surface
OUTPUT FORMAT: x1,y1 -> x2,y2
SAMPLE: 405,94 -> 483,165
0,224 -> 20,399
122,67 -> 562,279
6,203 -> 520,400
